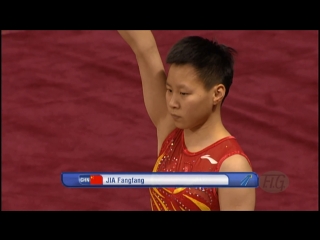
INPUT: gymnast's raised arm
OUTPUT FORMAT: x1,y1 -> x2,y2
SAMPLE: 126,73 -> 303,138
118,31 -> 176,154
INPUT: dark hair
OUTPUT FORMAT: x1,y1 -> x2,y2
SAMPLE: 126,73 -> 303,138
166,36 -> 237,102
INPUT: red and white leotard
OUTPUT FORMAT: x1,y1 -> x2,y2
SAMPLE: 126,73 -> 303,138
150,128 -> 251,211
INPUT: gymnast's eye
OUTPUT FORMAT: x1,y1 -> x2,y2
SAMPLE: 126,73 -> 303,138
180,92 -> 188,95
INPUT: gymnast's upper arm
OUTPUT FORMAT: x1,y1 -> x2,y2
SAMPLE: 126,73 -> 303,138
218,154 -> 256,211
118,31 -> 176,153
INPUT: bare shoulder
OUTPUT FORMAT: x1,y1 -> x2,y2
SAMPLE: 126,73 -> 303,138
219,154 -> 252,172
218,154 -> 255,211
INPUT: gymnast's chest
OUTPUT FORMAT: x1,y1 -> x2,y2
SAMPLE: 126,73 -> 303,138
156,146 -> 218,173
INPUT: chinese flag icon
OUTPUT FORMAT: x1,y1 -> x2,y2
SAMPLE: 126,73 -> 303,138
90,175 -> 103,184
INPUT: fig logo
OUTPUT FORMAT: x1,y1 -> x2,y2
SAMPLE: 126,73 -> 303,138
259,171 -> 289,193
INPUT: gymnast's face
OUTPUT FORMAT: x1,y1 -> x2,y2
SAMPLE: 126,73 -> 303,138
166,64 -> 223,129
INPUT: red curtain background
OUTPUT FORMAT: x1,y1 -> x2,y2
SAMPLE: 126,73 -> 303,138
2,30 -> 318,210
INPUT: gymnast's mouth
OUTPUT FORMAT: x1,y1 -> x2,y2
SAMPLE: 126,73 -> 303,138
171,114 -> 181,120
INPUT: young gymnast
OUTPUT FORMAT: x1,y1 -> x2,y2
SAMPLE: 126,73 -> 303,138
118,30 -> 255,211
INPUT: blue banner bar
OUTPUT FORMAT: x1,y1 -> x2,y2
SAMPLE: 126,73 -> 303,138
61,172 -> 259,188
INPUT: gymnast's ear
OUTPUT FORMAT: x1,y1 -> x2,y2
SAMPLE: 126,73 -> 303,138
212,84 -> 225,105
